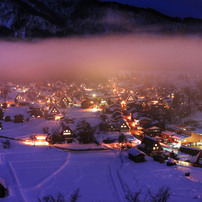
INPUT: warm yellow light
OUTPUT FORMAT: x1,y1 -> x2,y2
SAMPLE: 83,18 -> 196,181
92,108 -> 98,112
93,94 -> 96,97
36,136 -> 46,140
23,140 -> 49,146
132,123 -> 136,127
127,116 -> 131,120
121,101 -> 126,105
55,115 -> 62,120
90,106 -> 101,112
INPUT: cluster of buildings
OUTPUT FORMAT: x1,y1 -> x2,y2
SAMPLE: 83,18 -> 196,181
0,74 -> 201,166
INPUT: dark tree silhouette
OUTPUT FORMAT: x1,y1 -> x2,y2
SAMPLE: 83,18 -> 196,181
76,120 -> 95,144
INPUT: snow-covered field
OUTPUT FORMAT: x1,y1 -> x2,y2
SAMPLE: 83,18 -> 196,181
0,106 -> 202,202
0,118 -> 58,139
0,141 -> 202,202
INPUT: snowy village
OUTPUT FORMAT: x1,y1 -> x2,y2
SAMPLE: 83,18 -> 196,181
0,72 -> 201,202
1,0 -> 202,201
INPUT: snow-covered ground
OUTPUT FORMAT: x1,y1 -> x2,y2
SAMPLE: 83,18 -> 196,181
0,141 -> 202,202
1,118 -> 58,139
0,106 -> 201,202
64,107 -> 102,130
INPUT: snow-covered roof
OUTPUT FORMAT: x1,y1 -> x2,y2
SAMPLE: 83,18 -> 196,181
144,135 -> 158,142
162,130 -> 176,136
4,106 -> 30,119
173,133 -> 189,140
6,92 -> 18,101
148,126 -> 160,130
139,117 -> 151,121
127,148 -> 145,156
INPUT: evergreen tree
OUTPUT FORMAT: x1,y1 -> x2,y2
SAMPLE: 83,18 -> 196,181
0,108 -> 4,120
76,120 -> 95,144
118,133 -> 127,149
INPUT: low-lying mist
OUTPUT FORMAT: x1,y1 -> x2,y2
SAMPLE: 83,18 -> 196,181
0,34 -> 201,81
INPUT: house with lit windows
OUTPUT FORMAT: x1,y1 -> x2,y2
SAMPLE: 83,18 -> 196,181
51,120 -> 77,143
144,126 -> 161,137
138,135 -> 163,156
117,119 -> 130,132
101,118 -> 130,132
126,94 -> 135,103
14,93 -> 24,103
61,125 -> 76,143
59,95 -> 72,108
44,104 -> 60,120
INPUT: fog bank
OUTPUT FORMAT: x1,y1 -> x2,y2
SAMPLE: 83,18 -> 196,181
0,35 -> 201,81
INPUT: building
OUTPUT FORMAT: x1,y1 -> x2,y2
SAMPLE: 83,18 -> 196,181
138,135 -> 163,156
127,148 -> 146,163
177,146 -> 202,167
144,126 -> 161,137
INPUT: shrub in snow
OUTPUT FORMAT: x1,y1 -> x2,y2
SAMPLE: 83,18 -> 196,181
185,172 -> 190,177
125,184 -> 141,202
4,116 -> 11,122
70,188 -> 81,202
38,192 -> 65,202
125,185 -> 171,202
167,158 -> 176,166
1,140 -> 11,149
38,188 -> 80,202
148,186 -> 171,202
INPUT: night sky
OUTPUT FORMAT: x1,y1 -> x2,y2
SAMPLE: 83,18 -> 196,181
100,0 -> 202,19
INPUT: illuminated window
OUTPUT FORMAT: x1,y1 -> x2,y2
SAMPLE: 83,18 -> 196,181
63,130 -> 71,135
52,109 -> 58,114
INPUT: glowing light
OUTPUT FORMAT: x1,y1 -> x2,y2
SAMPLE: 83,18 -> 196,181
23,135 -> 48,146
127,116 -> 131,120
36,136 -> 46,140
55,115 -> 62,120
152,101 -> 158,104
90,106 -> 101,112
177,161 -> 192,167
23,141 -> 49,146
85,88 -> 93,92
93,94 -> 96,97
132,123 -> 136,127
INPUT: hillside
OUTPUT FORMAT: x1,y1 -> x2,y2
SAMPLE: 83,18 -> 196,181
1,0 -> 202,39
